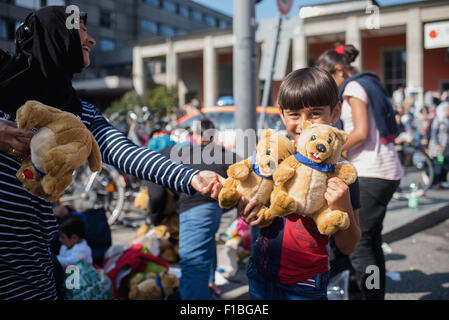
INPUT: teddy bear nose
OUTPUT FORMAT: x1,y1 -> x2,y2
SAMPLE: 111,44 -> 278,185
316,144 -> 326,153
268,160 -> 276,170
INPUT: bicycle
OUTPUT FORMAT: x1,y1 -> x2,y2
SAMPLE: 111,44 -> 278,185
392,134 -> 434,200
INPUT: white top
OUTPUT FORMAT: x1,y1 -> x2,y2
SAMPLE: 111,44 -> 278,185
57,239 -> 93,268
341,81 -> 403,180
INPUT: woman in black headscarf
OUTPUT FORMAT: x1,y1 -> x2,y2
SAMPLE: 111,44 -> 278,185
0,6 -> 223,300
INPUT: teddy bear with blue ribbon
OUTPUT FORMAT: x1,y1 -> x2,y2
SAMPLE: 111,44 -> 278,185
269,121 -> 357,235
218,129 -> 295,227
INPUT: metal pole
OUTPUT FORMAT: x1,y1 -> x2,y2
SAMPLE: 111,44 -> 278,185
258,12 -> 282,130
233,0 -> 257,159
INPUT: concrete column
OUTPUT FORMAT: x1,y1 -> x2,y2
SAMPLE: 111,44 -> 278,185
166,41 -> 179,88
203,36 -> 218,108
132,47 -> 146,96
406,8 -> 423,92
345,16 -> 363,72
292,32 -> 307,71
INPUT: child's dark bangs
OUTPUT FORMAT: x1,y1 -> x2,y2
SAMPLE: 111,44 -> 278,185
279,67 -> 339,110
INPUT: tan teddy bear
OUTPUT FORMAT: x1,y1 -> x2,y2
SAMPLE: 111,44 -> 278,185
128,272 -> 179,300
15,100 -> 101,202
269,121 -> 357,235
218,129 -> 296,227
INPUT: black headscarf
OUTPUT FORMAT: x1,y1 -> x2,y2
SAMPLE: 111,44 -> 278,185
0,6 -> 87,119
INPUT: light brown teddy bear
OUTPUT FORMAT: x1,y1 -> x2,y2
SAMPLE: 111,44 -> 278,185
128,272 -> 179,300
15,100 -> 101,202
269,121 -> 357,235
218,129 -> 296,227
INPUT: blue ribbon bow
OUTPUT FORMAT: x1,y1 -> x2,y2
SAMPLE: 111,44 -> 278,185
294,152 -> 335,173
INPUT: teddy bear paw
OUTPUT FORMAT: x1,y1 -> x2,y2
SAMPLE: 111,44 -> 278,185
318,210 -> 350,235
218,189 -> 241,208
270,192 -> 296,216
256,207 -> 275,228
228,165 -> 249,180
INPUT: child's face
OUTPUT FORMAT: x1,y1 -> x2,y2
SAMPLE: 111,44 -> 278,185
59,232 -> 79,249
279,103 -> 341,142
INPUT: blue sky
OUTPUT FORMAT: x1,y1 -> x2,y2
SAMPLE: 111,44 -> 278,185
192,0 -> 424,22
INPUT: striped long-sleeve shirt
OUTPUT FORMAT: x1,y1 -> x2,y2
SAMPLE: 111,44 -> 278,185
0,101 -> 199,300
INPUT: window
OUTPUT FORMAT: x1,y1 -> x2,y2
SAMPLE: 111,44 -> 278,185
383,49 -> 406,95
100,38 -> 115,52
0,17 -> 8,40
14,0 -> 40,9
162,0 -> 176,13
141,19 -> 157,34
179,5 -> 189,18
159,24 -> 174,37
100,10 -> 115,29
45,0 -> 66,5
0,17 -> 14,40
143,0 -> 159,7
175,28 -> 187,36
204,15 -> 216,27
219,20 -> 230,29
191,10 -> 203,23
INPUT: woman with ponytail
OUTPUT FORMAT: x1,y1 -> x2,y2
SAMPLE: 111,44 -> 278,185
316,44 -> 403,300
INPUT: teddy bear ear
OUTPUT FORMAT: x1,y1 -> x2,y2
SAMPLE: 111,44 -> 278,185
334,127 -> 348,144
302,120 -> 312,130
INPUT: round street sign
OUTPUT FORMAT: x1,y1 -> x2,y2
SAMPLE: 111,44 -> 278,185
277,0 -> 293,15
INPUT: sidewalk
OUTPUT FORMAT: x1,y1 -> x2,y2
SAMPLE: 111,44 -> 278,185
110,188 -> 449,300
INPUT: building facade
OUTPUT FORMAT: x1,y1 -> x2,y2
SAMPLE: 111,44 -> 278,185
0,0 -> 232,108
133,0 -> 449,109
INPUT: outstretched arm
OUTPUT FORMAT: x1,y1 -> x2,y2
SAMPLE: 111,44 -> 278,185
80,101 -> 224,197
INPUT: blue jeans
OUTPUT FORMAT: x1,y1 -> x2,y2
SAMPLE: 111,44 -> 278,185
179,202 -> 223,300
246,259 -> 329,300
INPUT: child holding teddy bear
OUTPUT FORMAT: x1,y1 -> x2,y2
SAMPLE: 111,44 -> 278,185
239,67 -> 361,300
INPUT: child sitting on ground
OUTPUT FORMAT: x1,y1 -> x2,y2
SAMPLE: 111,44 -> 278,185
57,215 -> 93,268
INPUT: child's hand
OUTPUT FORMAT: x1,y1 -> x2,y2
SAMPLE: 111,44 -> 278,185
436,145 -> 444,153
237,197 -> 264,226
325,177 -> 351,212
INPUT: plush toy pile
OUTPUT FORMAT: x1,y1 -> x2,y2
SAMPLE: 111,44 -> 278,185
15,100 -> 101,202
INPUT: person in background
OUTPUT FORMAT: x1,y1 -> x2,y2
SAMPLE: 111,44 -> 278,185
429,95 -> 449,190
57,215 -> 92,268
392,87 -> 405,111
147,118 -> 238,299
316,44 -> 403,300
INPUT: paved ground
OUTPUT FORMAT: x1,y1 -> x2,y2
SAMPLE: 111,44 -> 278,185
109,187 -> 449,300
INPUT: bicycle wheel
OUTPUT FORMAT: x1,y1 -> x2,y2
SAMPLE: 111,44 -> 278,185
393,145 -> 434,200
59,163 -> 126,225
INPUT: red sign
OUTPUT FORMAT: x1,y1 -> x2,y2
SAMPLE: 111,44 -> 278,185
277,0 -> 293,15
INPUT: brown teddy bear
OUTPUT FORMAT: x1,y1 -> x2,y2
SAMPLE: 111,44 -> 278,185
15,100 -> 101,202
128,271 -> 179,300
218,129 -> 296,227
269,121 -> 357,235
